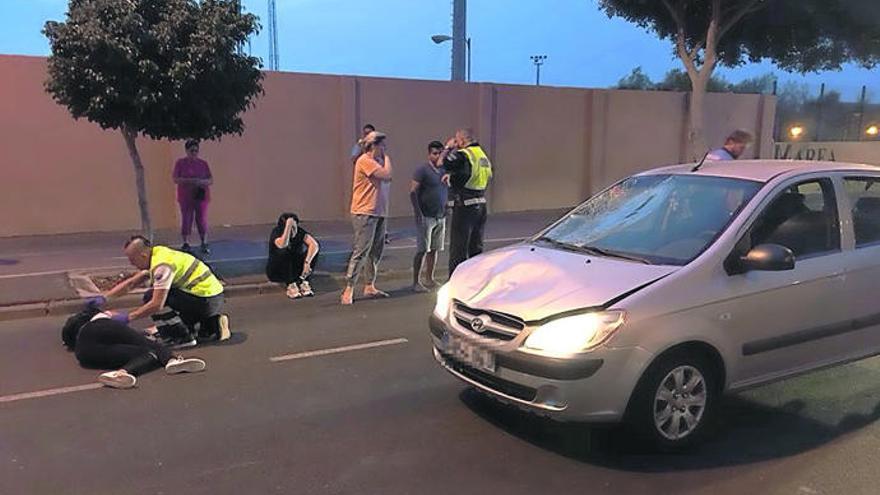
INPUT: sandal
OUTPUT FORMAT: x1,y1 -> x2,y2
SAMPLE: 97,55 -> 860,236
363,289 -> 390,299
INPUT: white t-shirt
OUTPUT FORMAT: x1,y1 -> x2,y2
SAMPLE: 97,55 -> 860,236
152,265 -> 174,291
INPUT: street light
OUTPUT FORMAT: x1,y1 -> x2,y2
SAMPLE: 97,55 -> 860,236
530,55 -> 547,86
789,125 -> 805,140
867,124 -> 879,138
432,34 -> 471,82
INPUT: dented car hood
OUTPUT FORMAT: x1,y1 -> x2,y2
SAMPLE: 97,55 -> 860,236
450,244 -> 677,322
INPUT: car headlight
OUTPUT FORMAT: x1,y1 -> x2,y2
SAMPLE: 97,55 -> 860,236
523,310 -> 625,356
434,283 -> 451,319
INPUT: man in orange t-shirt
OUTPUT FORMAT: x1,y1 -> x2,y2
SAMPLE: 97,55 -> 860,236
342,131 -> 394,305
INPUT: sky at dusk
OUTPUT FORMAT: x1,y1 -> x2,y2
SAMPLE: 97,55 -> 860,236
1,0 -> 876,100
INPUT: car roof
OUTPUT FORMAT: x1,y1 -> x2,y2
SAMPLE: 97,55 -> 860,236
641,160 -> 880,183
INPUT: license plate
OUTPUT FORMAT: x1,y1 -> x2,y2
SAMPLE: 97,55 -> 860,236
442,333 -> 495,372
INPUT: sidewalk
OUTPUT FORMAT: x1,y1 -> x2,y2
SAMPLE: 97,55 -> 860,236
0,209 -> 566,319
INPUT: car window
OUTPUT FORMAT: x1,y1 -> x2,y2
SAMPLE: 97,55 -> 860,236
748,179 -> 840,258
844,177 -> 880,247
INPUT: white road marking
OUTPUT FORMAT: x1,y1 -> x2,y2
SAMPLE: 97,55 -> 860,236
0,383 -> 103,404
0,237 -> 527,279
2,337 -> 411,405
0,265 -> 129,280
270,338 -> 409,363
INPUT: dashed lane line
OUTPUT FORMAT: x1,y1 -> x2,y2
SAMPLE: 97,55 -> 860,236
270,338 -> 409,363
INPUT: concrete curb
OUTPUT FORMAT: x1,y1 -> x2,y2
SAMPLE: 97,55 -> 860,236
0,267 -> 440,322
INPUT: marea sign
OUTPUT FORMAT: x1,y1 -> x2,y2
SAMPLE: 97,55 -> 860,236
774,144 -> 837,161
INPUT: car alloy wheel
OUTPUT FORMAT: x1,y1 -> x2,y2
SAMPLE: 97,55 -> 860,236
652,365 -> 707,441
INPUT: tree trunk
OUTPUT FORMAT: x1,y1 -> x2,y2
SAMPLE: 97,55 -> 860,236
687,74 -> 709,161
121,128 -> 153,240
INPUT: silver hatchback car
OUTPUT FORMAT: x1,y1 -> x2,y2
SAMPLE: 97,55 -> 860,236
430,160 -> 880,449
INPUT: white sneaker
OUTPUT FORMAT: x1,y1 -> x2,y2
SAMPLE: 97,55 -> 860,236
287,283 -> 302,299
165,357 -> 207,375
299,281 -> 314,297
98,370 -> 136,389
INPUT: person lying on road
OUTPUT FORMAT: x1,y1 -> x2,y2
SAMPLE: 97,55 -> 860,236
62,305 -> 206,389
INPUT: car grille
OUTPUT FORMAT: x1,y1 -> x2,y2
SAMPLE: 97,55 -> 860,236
453,301 -> 525,341
441,352 -> 538,402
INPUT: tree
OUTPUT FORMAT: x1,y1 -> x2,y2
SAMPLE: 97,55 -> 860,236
616,67 -> 767,94
44,0 -> 264,237
729,72 -> 775,94
598,0 -> 880,158
656,68 -> 731,92
617,66 -> 655,90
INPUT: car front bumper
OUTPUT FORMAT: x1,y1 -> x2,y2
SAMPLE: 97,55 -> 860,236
429,314 -> 651,423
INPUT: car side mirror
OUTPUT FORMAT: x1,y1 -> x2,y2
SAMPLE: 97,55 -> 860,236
739,244 -> 795,272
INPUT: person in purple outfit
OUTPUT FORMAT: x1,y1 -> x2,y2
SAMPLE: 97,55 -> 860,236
173,140 -> 214,254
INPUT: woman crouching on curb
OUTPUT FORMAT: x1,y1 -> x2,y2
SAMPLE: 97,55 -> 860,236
266,213 -> 320,299
62,305 -> 206,389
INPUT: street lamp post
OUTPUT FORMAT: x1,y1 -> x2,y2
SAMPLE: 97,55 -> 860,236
530,55 -> 547,86
432,35 -> 472,82
466,37 -> 471,83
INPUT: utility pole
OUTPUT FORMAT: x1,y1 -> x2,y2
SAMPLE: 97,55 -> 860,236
857,85 -> 867,141
815,82 -> 825,141
268,0 -> 279,70
451,0 -> 467,81
530,55 -> 547,86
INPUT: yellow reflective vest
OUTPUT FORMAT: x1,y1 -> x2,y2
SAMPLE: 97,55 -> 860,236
461,145 -> 493,191
150,246 -> 223,298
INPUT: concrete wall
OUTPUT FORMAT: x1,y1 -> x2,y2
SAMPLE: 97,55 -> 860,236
773,141 -> 880,165
0,54 -> 775,237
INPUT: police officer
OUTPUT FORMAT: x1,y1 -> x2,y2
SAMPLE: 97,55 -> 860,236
97,236 -> 230,348
440,128 -> 493,275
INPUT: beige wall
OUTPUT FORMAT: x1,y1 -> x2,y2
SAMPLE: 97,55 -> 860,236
0,54 -> 775,237
0,56 -> 174,235
491,85 -> 590,212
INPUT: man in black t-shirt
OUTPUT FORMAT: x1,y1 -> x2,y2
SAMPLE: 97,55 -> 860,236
410,141 -> 449,291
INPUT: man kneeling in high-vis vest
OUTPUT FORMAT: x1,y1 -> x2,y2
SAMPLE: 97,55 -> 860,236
95,236 -> 230,348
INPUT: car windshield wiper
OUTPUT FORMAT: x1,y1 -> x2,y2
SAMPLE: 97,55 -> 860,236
579,245 -> 652,264
534,236 -> 591,253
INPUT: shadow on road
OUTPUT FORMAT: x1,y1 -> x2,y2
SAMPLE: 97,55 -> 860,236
198,331 -> 249,347
459,381 -> 880,472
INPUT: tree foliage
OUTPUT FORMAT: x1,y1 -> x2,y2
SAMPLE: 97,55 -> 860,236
599,0 -> 880,156
44,0 -> 264,141
599,0 -> 880,74
616,66 -> 655,90
616,67 -> 776,94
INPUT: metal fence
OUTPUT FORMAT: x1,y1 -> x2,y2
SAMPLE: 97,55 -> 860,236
774,82 -> 879,143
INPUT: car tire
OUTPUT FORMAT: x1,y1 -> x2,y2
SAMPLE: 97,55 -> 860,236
626,350 -> 720,451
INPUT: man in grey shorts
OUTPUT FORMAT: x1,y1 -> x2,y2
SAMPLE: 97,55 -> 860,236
410,140 -> 449,292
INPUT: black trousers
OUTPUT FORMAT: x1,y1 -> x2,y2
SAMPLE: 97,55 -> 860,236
267,251 -> 320,285
145,288 -> 225,339
448,203 -> 487,275
75,319 -> 172,375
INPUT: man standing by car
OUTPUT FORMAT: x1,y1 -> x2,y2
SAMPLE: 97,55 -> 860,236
707,129 -> 754,161
410,141 -> 448,292
440,128 -> 493,275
